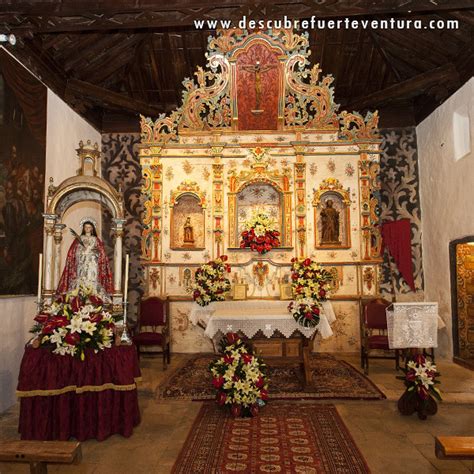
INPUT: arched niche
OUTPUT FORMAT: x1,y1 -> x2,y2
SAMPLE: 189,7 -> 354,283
228,177 -> 292,249
313,178 -> 351,249
236,181 -> 283,241
169,181 -> 206,250
41,142 -> 125,310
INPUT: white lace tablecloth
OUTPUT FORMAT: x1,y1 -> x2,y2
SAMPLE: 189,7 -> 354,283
386,302 -> 440,349
190,300 -> 336,340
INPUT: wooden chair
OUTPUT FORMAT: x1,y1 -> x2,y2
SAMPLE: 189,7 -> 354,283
360,298 -> 400,374
132,296 -> 170,369
0,440 -> 81,474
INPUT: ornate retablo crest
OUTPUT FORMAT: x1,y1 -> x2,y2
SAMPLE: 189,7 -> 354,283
140,29 -> 379,141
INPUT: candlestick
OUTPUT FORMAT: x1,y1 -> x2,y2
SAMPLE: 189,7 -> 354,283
121,254 -> 132,345
124,254 -> 129,302
37,253 -> 43,311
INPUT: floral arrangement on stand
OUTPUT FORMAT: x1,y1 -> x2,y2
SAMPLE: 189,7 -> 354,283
240,212 -> 280,254
397,354 -> 441,420
210,333 -> 269,417
31,285 -> 116,360
288,257 -> 335,328
192,255 -> 231,307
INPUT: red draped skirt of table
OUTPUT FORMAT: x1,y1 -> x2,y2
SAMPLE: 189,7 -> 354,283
17,345 -> 141,441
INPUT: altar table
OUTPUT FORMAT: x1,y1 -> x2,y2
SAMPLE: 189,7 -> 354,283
190,300 -> 336,386
17,345 -> 141,441
190,300 -> 336,341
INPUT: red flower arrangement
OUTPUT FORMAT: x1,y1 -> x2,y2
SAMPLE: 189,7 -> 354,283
30,286 -> 116,360
397,354 -> 441,419
192,255 -> 231,306
240,212 -> 280,254
288,257 -> 335,328
209,333 -> 269,417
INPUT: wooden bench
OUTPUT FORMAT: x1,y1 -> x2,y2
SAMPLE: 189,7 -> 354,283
0,440 -> 82,473
435,436 -> 474,460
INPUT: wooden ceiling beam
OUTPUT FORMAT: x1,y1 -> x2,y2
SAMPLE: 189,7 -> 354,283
2,1 -> 474,33
65,78 -> 163,117
373,32 -> 432,76
346,63 -> 460,111
75,34 -> 143,80
369,31 -> 401,82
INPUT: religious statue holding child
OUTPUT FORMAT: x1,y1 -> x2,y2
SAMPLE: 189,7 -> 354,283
56,217 -> 113,301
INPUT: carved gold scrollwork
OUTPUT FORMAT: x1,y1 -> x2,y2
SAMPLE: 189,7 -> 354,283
285,57 -> 339,129
339,111 -> 380,141
169,181 -> 207,208
140,111 -> 181,144
180,55 -> 231,131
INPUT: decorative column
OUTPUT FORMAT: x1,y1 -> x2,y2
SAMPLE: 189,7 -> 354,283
42,214 -> 57,303
53,223 -> 66,289
151,161 -> 163,262
293,145 -> 307,257
358,145 -> 382,261
140,146 -> 163,262
112,218 -> 126,294
211,147 -> 224,257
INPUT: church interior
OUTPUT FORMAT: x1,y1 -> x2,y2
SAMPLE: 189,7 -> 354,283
0,1 -> 473,473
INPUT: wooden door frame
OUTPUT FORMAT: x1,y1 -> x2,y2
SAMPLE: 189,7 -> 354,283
449,235 -> 474,361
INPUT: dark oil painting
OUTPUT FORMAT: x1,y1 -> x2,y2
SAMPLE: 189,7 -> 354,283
0,49 -> 46,295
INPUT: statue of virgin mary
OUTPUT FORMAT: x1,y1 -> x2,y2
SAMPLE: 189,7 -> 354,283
57,217 -> 113,300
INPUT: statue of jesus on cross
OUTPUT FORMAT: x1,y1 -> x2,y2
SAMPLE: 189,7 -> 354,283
242,60 -> 275,114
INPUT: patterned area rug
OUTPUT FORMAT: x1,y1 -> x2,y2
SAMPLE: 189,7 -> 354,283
157,354 -> 385,400
172,402 -> 370,473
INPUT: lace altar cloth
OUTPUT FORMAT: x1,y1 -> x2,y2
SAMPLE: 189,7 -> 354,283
386,302 -> 439,349
190,300 -> 336,340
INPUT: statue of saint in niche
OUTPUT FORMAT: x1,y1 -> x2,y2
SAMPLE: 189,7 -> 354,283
57,217 -> 113,300
320,199 -> 340,244
183,216 -> 195,247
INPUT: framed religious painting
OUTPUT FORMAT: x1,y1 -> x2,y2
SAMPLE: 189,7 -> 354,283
313,178 -> 351,249
0,50 -> 46,295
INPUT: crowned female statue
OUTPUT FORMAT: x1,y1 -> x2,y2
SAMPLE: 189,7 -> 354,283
57,217 -> 113,300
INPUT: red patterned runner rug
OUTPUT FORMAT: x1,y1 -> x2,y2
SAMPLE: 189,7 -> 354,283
172,402 -> 370,474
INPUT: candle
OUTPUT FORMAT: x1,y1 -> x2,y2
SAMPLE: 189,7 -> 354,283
123,254 -> 129,302
37,253 -> 43,304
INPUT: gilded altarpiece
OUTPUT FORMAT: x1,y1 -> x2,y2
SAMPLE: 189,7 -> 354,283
139,30 -> 382,353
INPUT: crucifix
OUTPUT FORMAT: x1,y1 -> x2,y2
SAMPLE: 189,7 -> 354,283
242,60 -> 276,114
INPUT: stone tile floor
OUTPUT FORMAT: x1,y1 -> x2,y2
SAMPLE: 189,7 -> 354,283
1,354 -> 474,473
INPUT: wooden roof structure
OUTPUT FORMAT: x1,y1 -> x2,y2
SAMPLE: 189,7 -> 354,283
1,0 -> 473,131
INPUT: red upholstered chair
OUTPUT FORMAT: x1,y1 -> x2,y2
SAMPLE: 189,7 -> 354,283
361,298 -> 400,375
133,297 -> 170,369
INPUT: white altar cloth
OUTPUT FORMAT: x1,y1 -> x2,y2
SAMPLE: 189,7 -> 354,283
190,300 -> 336,340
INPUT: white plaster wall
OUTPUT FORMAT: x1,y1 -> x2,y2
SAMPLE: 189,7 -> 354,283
0,296 -> 36,412
45,90 -> 102,269
417,78 -> 474,359
0,69 -> 101,412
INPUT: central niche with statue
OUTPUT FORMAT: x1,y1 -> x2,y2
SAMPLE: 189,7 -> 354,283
139,29 -> 382,353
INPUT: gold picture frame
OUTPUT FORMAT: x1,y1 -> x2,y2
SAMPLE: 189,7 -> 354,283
233,283 -> 248,300
279,283 -> 293,300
